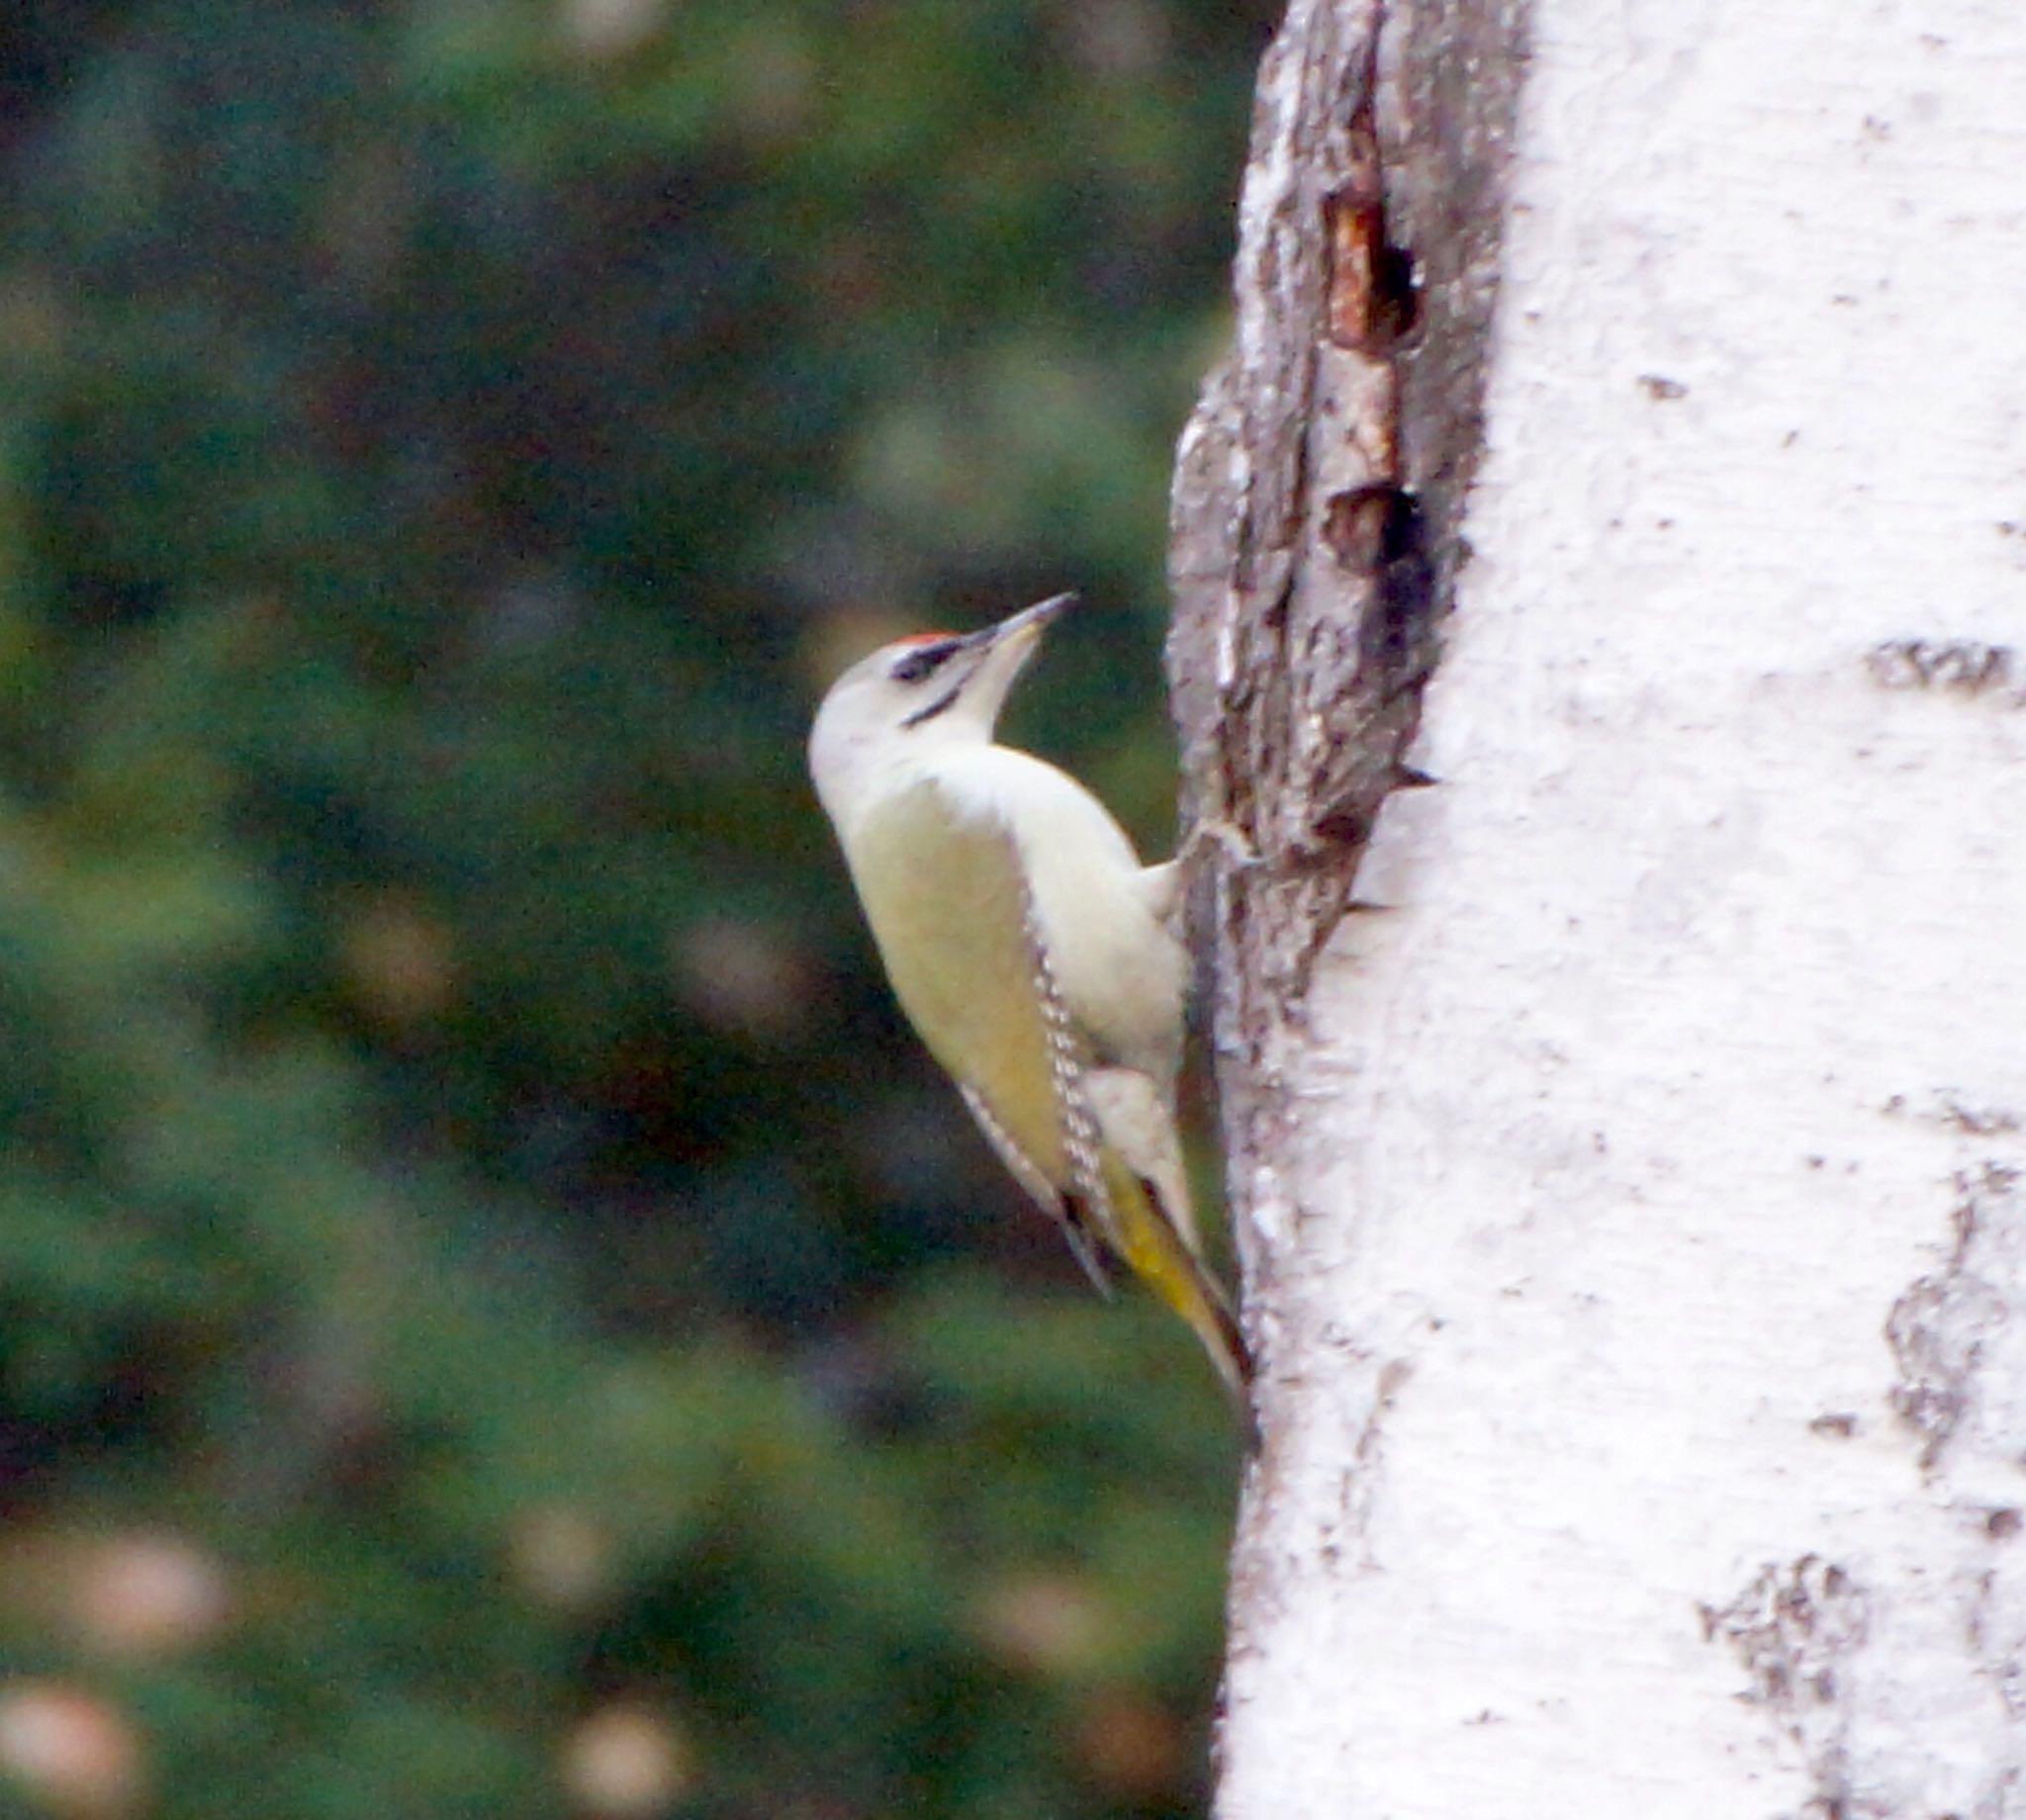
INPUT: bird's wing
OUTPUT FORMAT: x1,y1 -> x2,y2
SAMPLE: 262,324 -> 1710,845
846,777 -> 1112,1288
849,777 -> 1247,1404
960,1082 -> 1111,1297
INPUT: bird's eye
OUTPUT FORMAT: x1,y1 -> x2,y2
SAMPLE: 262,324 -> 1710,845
889,640 -> 957,685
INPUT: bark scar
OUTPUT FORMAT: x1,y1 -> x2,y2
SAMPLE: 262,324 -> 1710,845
1324,104 -> 1419,355
1699,1556 -> 1870,1812
1886,1161 -> 2017,1471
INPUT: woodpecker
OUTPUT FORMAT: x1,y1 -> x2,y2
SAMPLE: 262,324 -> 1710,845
808,592 -> 1248,1404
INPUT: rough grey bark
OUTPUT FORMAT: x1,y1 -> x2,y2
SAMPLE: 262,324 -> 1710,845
1167,0 -> 1524,1423
1164,0 -> 1525,1799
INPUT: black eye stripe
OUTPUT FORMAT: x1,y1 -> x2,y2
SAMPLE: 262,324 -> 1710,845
889,640 -> 959,684
900,683 -> 963,729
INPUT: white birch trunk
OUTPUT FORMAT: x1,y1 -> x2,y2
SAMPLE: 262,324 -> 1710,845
1172,1 -> 2026,1815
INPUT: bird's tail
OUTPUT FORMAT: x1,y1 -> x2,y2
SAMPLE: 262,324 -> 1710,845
1101,1152 -> 1251,1410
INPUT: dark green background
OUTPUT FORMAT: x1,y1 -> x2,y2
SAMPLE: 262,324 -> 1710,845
0,2 -> 1267,1813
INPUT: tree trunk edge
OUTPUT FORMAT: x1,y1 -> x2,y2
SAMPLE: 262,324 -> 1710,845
1165,0 -> 1529,1385
1163,0 -> 1529,1800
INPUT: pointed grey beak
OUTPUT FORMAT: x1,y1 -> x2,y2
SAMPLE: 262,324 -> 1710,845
947,592 -> 1076,729
966,592 -> 1077,651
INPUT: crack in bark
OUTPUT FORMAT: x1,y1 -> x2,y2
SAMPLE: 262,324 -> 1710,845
1166,0 -> 1527,1338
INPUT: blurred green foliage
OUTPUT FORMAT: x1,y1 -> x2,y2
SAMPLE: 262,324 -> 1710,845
0,0 -> 1265,1813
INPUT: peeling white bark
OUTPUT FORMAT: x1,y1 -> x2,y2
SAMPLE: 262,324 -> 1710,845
1199,1 -> 2026,1815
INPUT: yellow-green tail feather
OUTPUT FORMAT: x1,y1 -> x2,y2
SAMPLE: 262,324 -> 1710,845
1098,1153 -> 1250,1408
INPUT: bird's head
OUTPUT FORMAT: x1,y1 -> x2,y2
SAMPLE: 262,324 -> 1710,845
808,592 -> 1073,818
